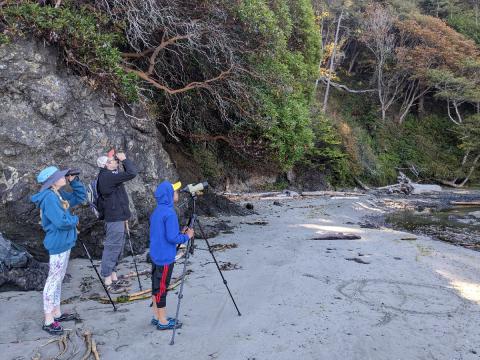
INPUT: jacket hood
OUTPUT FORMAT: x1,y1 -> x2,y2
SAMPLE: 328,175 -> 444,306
155,181 -> 174,208
31,189 -> 52,207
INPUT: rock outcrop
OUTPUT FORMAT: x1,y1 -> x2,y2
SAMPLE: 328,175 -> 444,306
0,39 -> 177,262
0,233 -> 48,291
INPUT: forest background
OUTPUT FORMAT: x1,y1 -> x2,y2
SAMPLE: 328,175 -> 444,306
1,0 -> 479,189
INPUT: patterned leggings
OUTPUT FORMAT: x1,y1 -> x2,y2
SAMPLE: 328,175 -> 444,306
43,250 -> 70,313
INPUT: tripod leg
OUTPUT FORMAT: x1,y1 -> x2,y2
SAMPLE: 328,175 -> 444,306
80,241 -> 117,311
169,238 -> 193,345
195,219 -> 241,316
125,222 -> 143,291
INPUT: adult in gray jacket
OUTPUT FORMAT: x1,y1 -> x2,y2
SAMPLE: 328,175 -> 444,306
96,150 -> 137,292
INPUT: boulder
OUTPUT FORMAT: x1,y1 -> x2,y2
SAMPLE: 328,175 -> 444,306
0,39 -> 177,261
0,233 -> 48,291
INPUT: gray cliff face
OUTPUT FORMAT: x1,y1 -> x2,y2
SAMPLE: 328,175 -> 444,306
0,39 -> 177,261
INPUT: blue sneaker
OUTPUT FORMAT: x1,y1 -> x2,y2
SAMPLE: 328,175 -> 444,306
151,317 -> 182,326
157,318 -> 182,331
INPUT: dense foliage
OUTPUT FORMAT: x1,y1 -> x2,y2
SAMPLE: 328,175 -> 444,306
1,0 -> 479,187
1,2 -> 139,101
317,0 -> 480,186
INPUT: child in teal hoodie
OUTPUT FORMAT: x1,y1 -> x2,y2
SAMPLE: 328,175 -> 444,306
31,166 -> 86,335
149,180 -> 194,330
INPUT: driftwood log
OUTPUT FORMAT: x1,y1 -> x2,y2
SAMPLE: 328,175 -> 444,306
376,171 -> 441,195
308,233 -> 361,240
450,201 -> 480,206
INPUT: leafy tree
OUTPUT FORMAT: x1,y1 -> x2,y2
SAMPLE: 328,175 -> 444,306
419,0 -> 451,18
360,3 -> 399,122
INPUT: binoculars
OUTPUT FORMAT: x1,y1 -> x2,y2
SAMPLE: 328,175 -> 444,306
66,169 -> 80,177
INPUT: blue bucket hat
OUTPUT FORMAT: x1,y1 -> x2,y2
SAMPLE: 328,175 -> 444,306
37,166 -> 70,192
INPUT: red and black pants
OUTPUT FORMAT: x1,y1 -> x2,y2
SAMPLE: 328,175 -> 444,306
152,262 -> 174,308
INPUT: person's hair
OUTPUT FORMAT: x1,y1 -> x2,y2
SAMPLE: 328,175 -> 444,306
51,188 -> 70,210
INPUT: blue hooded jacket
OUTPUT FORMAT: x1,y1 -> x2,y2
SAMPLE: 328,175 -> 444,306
31,179 -> 86,255
150,181 -> 189,265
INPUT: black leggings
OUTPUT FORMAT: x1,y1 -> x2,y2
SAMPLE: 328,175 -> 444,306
152,263 -> 174,308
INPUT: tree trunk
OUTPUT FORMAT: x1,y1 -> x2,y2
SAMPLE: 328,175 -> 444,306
378,64 -> 386,121
453,100 -> 464,124
442,153 -> 480,188
418,94 -> 425,117
347,51 -> 359,75
447,100 -> 462,125
457,154 -> 480,187
475,1 -> 479,26
322,9 -> 344,113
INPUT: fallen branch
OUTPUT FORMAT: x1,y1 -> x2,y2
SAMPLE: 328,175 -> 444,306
308,233 -> 361,240
81,331 -> 92,360
354,177 -> 370,191
118,269 -> 149,279
301,191 -> 367,197
437,180 -> 462,188
91,339 -> 100,360
345,257 -> 370,264
450,201 -> 480,206
97,271 -> 191,304
374,171 -> 443,195
223,191 -> 282,197
39,332 -> 69,359
210,243 -> 238,252
57,333 -> 68,358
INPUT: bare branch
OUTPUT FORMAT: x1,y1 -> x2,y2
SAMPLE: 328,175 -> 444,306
318,77 -> 376,93
446,100 -> 462,125
147,34 -> 193,75
122,66 -> 233,95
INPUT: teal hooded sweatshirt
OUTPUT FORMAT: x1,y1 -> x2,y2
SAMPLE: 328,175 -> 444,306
31,179 -> 86,255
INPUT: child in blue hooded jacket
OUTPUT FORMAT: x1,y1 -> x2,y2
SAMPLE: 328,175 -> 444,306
31,166 -> 86,335
149,180 -> 194,330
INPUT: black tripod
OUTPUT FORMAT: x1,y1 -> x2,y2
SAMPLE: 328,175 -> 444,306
79,240 -> 117,311
170,193 -> 241,345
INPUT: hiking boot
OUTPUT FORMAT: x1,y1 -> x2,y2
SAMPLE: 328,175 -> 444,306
106,283 -> 128,294
113,279 -> 131,287
157,319 -> 182,331
42,321 -> 64,335
54,313 -> 77,322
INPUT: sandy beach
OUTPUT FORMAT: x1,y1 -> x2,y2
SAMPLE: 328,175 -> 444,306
1,194 -> 480,360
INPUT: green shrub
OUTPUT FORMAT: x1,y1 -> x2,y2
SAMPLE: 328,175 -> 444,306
448,12 -> 480,45
1,1 -> 139,102
236,0 -> 322,170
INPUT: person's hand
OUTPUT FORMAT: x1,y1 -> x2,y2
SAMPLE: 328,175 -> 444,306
66,175 -> 76,182
185,228 -> 194,239
116,152 -> 126,161
182,226 -> 188,233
